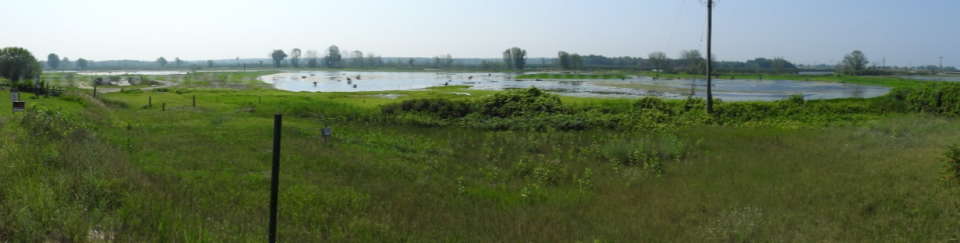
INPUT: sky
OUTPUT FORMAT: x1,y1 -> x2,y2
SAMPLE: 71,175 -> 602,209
1,0 -> 957,67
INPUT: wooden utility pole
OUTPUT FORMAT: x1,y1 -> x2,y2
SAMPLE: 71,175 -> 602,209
269,114 -> 282,243
706,0 -> 714,113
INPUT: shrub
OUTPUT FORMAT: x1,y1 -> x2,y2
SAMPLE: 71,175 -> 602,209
381,98 -> 472,118
786,93 -> 805,105
18,106 -> 89,139
475,86 -> 564,118
939,143 -> 960,186
634,97 -> 675,115
120,88 -> 143,94
681,97 -> 706,113
891,82 -> 960,116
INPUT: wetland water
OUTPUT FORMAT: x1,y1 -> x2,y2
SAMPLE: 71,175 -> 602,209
260,71 -> 890,101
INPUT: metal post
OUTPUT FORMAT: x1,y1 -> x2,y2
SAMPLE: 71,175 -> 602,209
269,114 -> 282,243
193,95 -> 196,107
163,103 -> 165,111
705,0 -> 714,114
94,86 -> 97,98
149,96 -> 152,108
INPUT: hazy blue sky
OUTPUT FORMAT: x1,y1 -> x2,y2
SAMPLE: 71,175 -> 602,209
2,0 -> 956,67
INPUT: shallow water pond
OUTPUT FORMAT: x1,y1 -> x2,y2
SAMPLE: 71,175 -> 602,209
259,71 -> 890,101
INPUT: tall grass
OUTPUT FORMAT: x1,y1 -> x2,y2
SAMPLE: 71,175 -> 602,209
1,86 -> 960,241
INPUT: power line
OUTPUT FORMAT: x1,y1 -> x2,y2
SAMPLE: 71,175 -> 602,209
664,0 -> 689,55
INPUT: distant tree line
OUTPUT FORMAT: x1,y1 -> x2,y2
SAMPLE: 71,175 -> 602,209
28,46 -> 955,75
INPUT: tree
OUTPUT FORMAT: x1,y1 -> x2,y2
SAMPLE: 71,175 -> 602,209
842,50 -> 869,75
680,49 -> 703,74
175,57 -> 183,67
571,53 -> 583,70
502,50 -> 513,70
648,51 -> 671,73
61,57 -> 72,70
432,54 -> 453,69
349,50 -> 364,68
305,49 -> 318,68
207,60 -> 214,68
47,53 -> 60,69
77,58 -> 88,70
503,47 -> 527,70
270,49 -> 287,68
557,51 -> 571,70
367,52 -> 382,68
407,58 -> 415,68
157,57 -> 168,67
0,47 -> 42,83
290,48 -> 301,68
324,45 -> 341,68
772,57 -> 786,74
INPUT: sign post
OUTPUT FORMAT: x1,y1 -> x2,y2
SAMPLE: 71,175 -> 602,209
13,101 -> 25,113
10,88 -> 18,102
11,88 -> 22,114
322,127 -> 332,145
34,75 -> 40,99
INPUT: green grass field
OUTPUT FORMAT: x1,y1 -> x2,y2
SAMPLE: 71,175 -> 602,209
2,80 -> 960,241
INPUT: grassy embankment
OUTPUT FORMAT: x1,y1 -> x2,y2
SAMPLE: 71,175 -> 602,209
2,77 -> 960,241
33,71 -> 278,90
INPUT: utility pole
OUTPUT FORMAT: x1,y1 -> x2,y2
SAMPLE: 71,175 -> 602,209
940,56 -> 943,74
703,0 -> 716,113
